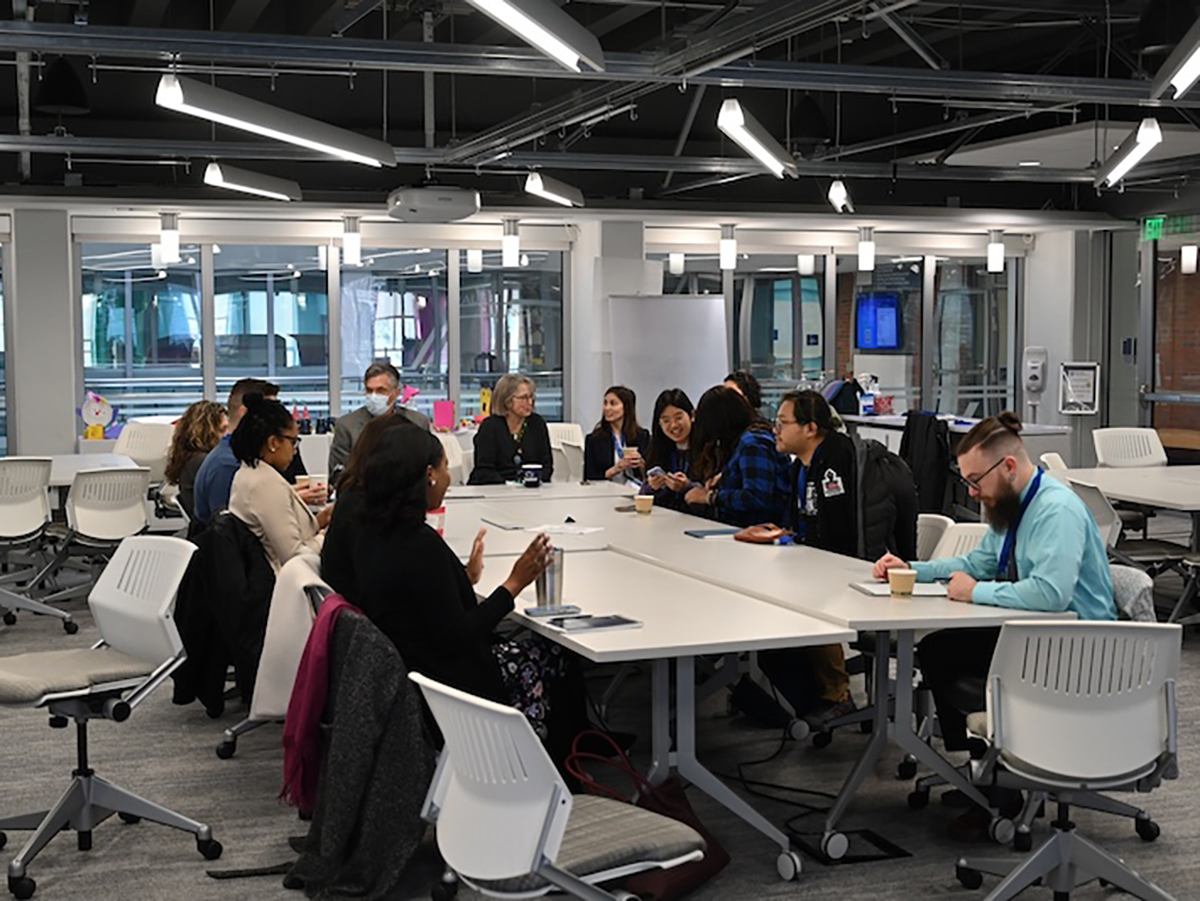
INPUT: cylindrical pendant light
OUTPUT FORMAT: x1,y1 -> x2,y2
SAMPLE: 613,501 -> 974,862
857,227 -> 875,272
502,219 -> 520,268
719,224 -> 737,271
342,216 -> 362,267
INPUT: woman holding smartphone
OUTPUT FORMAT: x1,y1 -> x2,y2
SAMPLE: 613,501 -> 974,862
641,388 -> 695,510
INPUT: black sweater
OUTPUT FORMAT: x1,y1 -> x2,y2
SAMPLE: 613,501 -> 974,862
583,427 -> 651,482
468,413 -> 554,485
793,430 -> 858,558
320,515 -> 513,703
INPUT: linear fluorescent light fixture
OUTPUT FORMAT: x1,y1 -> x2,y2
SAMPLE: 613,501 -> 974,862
204,162 -> 302,202
797,254 -> 816,276
502,219 -> 520,268
857,227 -> 876,272
987,230 -> 1005,273
828,179 -> 854,213
1094,119 -> 1162,188
1150,17 -> 1200,100
156,74 -> 395,168
719,224 -> 737,271
1183,245 -> 1198,275
159,213 -> 180,264
462,0 -> 605,73
716,99 -> 798,179
524,172 -> 584,207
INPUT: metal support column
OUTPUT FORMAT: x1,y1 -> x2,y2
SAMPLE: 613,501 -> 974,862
201,243 -> 216,399
327,243 -> 342,417
922,255 -> 937,411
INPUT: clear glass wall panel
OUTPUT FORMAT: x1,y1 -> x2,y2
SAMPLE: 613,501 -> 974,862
214,245 -> 328,416
340,249 -> 448,417
834,256 -> 923,413
932,257 -> 1012,417
459,250 -> 563,421
81,242 -> 203,419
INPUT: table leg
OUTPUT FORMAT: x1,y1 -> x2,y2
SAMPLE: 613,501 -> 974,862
646,659 -> 672,785
674,656 -> 793,856
1191,512 -> 1200,554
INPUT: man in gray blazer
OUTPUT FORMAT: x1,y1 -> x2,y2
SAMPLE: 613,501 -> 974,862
329,362 -> 431,475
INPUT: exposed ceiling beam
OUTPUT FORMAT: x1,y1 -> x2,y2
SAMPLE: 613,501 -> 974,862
0,133 -> 1101,182
333,0 -> 383,36
221,0 -> 275,33
868,0 -> 948,69
0,21 -> 1193,108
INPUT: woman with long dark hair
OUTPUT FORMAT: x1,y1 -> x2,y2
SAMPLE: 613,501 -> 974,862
640,388 -> 694,510
323,424 -> 584,751
684,385 -> 792,527
583,385 -> 650,482
229,395 -> 331,570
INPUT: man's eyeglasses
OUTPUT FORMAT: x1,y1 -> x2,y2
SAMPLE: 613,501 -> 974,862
773,417 -> 810,431
957,456 -> 1005,491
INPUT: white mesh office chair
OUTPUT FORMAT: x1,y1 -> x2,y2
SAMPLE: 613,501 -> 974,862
547,423 -> 585,451
1038,452 -> 1067,474
22,468 -> 151,610
562,441 -> 584,484
917,514 -> 954,561
930,522 -> 989,559
436,432 -> 466,486
411,673 -> 705,901
216,554 -> 329,759
1092,428 -> 1168,469
113,421 -> 174,486
954,621 -> 1180,901
0,459 -> 77,634
1068,480 -> 1185,580
0,536 -> 222,900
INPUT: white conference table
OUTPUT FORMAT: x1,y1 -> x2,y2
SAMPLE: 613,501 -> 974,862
438,500 -> 610,559
48,453 -> 138,487
445,480 -> 634,503
468,490 -> 1073,860
1066,465 -> 1200,550
502,548 -> 854,873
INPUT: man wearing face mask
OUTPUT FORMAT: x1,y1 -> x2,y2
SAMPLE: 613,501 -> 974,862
873,411 -> 1115,838
329,361 -> 431,476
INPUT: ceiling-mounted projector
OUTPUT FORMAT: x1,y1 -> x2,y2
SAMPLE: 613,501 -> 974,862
386,185 -> 480,222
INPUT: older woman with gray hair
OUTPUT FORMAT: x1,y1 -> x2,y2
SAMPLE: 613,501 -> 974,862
468,373 -> 555,484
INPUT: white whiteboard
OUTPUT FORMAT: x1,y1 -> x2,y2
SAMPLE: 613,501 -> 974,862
609,294 -> 729,417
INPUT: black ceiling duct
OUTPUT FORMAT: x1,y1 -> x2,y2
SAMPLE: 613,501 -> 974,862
1134,0 -> 1200,54
34,56 -> 90,116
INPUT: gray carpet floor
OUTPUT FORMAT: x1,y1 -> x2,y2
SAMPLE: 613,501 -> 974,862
1,518 -> 1197,900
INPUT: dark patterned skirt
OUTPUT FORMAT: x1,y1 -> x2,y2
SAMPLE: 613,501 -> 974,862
491,635 -> 571,739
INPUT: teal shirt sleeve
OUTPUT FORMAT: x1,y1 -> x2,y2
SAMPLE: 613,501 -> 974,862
969,506 -> 1087,612
911,527 -> 1002,582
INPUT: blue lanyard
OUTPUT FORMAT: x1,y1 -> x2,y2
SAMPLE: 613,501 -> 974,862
612,429 -> 626,457
997,468 -> 1043,579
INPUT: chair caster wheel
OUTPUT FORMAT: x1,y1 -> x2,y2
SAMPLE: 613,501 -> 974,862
989,817 -> 1015,845
8,875 -> 35,900
63,620 -> 78,635
197,838 -> 223,860
907,790 -> 929,810
1012,830 -> 1032,852
811,731 -> 832,749
118,813 -> 141,824
821,832 -> 849,861
896,759 -> 918,780
1099,879 -> 1110,888
956,865 -> 983,890
77,831 -> 91,851
2,612 -> 15,626
787,719 -> 810,741
431,880 -> 459,901
215,740 -> 236,760
1136,818 -> 1160,841
775,849 -> 802,880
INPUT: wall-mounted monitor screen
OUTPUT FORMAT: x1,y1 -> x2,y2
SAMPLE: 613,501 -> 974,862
856,292 -> 901,351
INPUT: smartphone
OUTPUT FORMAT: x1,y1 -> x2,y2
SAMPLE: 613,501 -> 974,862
525,604 -> 582,617
646,466 -> 666,479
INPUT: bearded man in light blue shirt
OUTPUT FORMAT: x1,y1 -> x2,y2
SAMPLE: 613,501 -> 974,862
874,411 -> 1116,755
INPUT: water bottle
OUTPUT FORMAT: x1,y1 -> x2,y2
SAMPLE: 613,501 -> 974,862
535,546 -> 564,606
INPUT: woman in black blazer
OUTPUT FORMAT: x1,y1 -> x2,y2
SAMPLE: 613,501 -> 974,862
321,420 -> 585,750
469,373 -> 554,485
583,385 -> 650,482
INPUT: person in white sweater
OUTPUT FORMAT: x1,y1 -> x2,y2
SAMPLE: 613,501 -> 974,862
229,394 -> 331,571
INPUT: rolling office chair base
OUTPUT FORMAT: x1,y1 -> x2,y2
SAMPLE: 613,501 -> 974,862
216,716 -> 274,759
0,719 -> 221,899
0,588 -> 76,633
956,803 -> 1174,901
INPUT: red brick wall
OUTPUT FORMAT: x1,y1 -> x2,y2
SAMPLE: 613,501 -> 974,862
1154,264 -> 1200,432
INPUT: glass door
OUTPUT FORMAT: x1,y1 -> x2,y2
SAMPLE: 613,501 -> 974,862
932,257 -> 1013,418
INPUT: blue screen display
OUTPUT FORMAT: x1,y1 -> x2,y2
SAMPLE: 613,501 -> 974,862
856,293 -> 901,350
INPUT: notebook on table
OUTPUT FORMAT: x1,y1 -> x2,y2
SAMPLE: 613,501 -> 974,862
851,581 -> 948,598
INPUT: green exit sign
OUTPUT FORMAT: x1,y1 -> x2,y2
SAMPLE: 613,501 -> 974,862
1143,217 -> 1165,241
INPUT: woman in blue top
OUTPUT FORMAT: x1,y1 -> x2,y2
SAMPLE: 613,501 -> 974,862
684,386 -> 792,527
640,388 -> 694,511
583,385 -> 650,483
